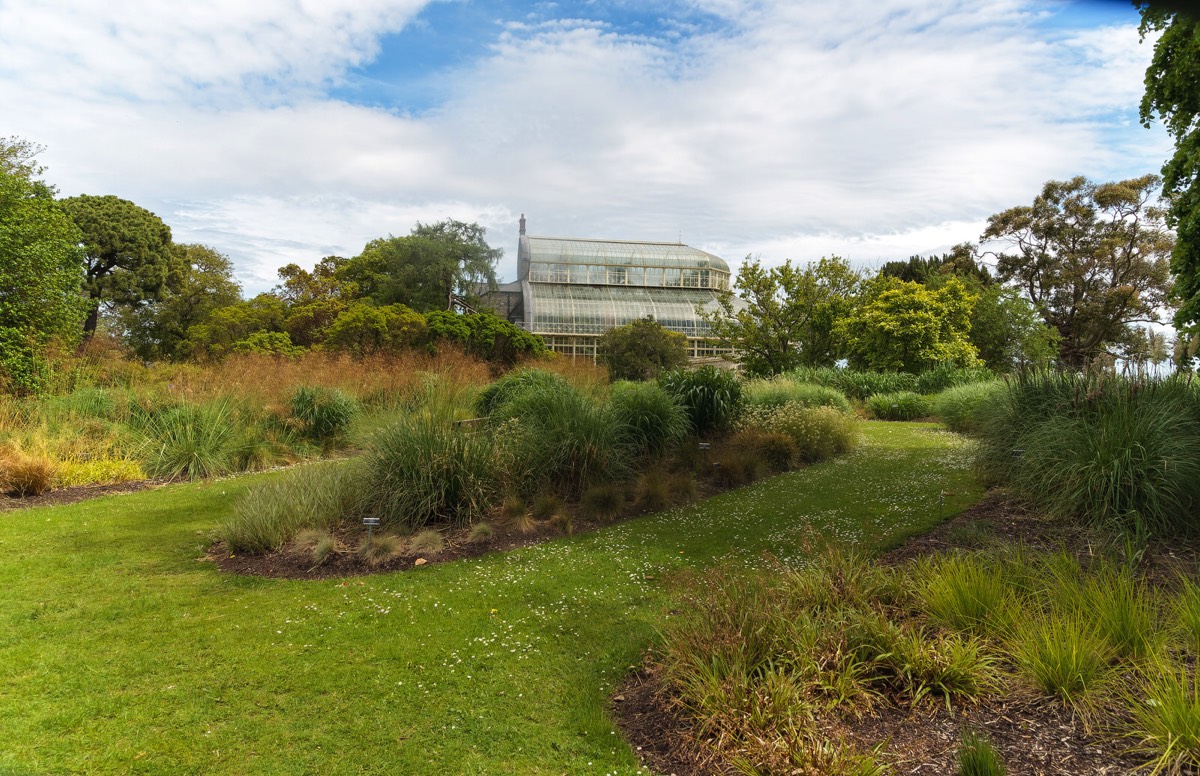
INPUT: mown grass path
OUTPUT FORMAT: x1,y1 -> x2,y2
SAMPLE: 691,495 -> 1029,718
0,423 -> 981,775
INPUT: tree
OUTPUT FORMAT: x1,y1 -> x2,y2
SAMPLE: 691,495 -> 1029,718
60,194 -> 175,339
879,245 -> 993,287
341,220 -> 501,312
965,283 -> 1059,371
274,257 -> 357,348
323,303 -> 427,356
0,138 -> 88,392
121,244 -> 242,361
596,318 -> 689,381
1139,4 -> 1200,352
981,175 -> 1174,369
705,256 -> 862,376
425,310 -> 546,365
840,277 -> 979,373
184,293 -> 288,360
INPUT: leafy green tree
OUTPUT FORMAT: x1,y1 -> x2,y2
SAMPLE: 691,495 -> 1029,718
841,277 -> 979,373
0,138 -> 88,392
1139,4 -> 1200,352
229,331 -> 302,357
274,258 -> 358,348
965,283 -> 1059,371
983,176 -> 1174,369
706,256 -> 862,376
879,245 -> 993,287
121,244 -> 242,361
341,220 -> 500,312
184,294 -> 288,360
596,318 -> 689,381
425,310 -> 546,365
323,302 -> 428,356
60,194 -> 175,339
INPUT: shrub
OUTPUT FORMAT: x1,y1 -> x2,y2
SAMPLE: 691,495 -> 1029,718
289,386 -> 358,449
730,428 -> 798,472
608,381 -> 690,458
362,415 -> 502,531
743,379 -> 852,414
659,366 -> 744,436
219,461 -> 360,553
135,401 -> 241,480
934,381 -> 1004,434
466,522 -> 495,543
740,403 -> 859,464
473,368 -> 570,418
596,317 -> 689,381
866,391 -> 931,421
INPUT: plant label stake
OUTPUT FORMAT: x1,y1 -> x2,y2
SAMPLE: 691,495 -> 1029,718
363,516 -> 380,542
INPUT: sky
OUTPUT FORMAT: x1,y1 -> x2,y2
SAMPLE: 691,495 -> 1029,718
0,0 -> 1173,295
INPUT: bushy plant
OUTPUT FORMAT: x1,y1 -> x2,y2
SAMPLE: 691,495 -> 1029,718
633,469 -> 673,512
739,403 -> 859,463
787,366 -> 918,400
916,553 -> 1007,633
289,386 -> 357,449
357,533 -> 404,567
408,529 -> 445,556
977,373 -> 1200,537
1006,611 -> 1113,706
580,483 -> 625,522
659,365 -> 744,436
866,391 -> 931,421
743,378 -> 852,414
915,363 -> 995,395
934,381 -> 1004,434
473,368 -> 570,418
596,317 -> 689,381
530,493 -> 564,521
219,461 -> 361,553
607,381 -> 690,457
730,428 -> 798,472
362,415 -> 502,531
135,400 -> 241,480
1126,664 -> 1200,775
0,445 -> 57,496
496,382 -> 632,496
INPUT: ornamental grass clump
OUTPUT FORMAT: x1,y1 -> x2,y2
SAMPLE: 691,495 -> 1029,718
915,553 -> 1008,634
915,364 -> 995,395
658,365 -> 744,436
743,378 -> 852,414
473,367 -> 570,418
289,386 -> 358,450
134,400 -> 241,480
977,373 -> 1200,537
958,730 -> 1007,776
787,366 -> 918,400
866,391 -> 931,421
220,460 -> 361,553
607,381 -> 690,458
1125,664 -> 1200,775
363,414 -> 502,531
934,381 -> 1004,434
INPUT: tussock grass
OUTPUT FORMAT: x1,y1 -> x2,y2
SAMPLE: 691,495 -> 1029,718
739,403 -> 859,463
785,366 -> 919,400
958,730 -> 1007,776
607,381 -> 690,457
408,529 -> 445,556
219,461 -> 360,553
1125,664 -> 1200,775
933,381 -> 1004,434
580,483 -> 625,522
743,378 -> 852,414
134,400 -> 241,480
866,391 -> 932,421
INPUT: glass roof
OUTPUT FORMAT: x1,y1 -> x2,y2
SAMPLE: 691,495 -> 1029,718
527,284 -> 727,336
525,236 -> 729,272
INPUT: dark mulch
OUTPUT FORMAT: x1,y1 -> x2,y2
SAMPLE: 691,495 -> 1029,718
0,479 -> 167,512
613,491 -> 1193,776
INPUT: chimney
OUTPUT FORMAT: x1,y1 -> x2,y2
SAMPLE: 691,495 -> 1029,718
519,213 -> 526,236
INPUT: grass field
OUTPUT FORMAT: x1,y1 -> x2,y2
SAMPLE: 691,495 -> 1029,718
0,422 -> 981,775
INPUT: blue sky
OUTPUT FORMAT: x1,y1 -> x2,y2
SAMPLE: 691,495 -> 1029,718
0,0 -> 1171,293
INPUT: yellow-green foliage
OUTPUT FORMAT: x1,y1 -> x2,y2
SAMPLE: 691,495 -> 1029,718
55,457 -> 144,487
739,402 -> 859,463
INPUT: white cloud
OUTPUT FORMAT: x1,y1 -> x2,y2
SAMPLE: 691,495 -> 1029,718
1,0 -> 1175,294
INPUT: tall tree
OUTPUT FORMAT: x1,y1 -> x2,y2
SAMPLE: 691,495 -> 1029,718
1139,4 -> 1200,355
0,138 -> 87,392
121,244 -> 242,361
981,175 -> 1174,369
341,219 -> 501,312
840,276 -> 979,373
705,256 -> 862,376
59,194 -> 175,338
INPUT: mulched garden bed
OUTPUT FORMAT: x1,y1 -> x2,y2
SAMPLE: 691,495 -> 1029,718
0,478 -> 167,511
613,491 -> 1195,776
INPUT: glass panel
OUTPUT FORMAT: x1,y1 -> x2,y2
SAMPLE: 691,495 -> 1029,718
607,266 -> 627,285
664,268 -> 681,287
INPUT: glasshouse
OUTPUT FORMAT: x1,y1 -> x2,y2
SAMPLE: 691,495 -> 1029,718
482,215 -> 737,359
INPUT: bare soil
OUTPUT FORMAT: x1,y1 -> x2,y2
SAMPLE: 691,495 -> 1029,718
0,479 -> 167,511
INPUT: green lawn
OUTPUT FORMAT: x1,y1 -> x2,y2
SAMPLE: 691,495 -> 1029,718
0,422 -> 981,775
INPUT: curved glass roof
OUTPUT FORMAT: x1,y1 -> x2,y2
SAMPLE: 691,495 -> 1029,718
527,284 -> 725,337
525,236 -> 729,272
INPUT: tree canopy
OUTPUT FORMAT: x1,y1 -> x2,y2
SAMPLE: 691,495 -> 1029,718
982,175 -> 1174,369
705,256 -> 862,376
0,138 -> 88,392
1139,4 -> 1200,352
60,194 -> 176,338
596,318 -> 689,381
